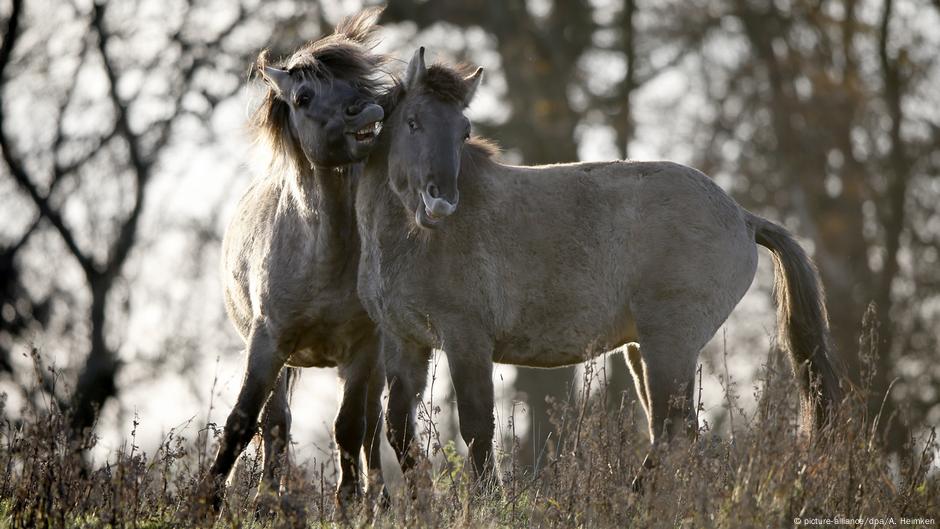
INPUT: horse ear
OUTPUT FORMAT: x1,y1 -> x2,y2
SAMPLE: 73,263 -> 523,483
404,47 -> 427,91
262,66 -> 293,100
463,67 -> 484,107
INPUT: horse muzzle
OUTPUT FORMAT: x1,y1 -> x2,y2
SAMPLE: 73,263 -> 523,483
345,103 -> 384,144
416,189 -> 458,229
422,189 -> 457,217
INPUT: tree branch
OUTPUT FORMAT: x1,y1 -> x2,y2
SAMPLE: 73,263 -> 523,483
0,0 -> 23,74
51,31 -> 90,183
1,0 -> 97,279
53,125 -> 120,180
90,2 -> 151,278
90,0 -> 251,276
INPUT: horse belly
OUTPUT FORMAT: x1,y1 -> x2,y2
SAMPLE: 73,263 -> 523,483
283,313 -> 374,368
492,340 -> 590,368
493,308 -> 636,368
284,329 -> 341,368
286,347 -> 337,368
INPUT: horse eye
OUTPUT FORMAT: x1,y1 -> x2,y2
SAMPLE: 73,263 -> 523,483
407,118 -> 417,132
295,93 -> 311,106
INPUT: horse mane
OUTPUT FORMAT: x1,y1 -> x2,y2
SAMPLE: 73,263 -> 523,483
465,136 -> 500,163
381,62 -> 479,109
251,7 -> 389,172
423,64 -> 476,105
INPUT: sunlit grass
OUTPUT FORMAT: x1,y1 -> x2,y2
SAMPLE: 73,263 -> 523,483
1,338 -> 937,528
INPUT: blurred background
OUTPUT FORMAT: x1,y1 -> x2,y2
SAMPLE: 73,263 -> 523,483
0,0 -> 937,477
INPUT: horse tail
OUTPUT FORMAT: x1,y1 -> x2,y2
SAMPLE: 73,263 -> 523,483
748,212 -> 842,437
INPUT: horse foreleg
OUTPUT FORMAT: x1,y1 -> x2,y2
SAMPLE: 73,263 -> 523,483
363,343 -> 389,507
384,339 -> 431,475
334,336 -> 382,508
202,322 -> 284,514
447,346 -> 496,490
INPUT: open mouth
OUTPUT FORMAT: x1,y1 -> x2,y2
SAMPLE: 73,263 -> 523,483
415,202 -> 441,229
350,121 -> 381,143
424,205 -> 443,221
415,188 -> 457,229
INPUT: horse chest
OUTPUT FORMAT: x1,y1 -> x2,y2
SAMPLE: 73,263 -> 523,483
260,231 -> 370,364
269,265 -> 369,366
358,248 -> 442,347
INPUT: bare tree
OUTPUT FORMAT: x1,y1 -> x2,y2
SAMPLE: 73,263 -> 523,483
0,0 -> 274,434
667,0 -> 940,450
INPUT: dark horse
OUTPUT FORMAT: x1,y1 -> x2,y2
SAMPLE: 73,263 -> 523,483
199,9 -> 389,513
357,48 -> 841,485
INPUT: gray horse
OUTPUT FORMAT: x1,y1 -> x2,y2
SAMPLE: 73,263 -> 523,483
357,48 -> 841,483
199,10 -> 389,513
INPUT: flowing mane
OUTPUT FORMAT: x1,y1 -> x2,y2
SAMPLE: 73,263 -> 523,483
251,7 -> 389,172
463,136 -> 501,171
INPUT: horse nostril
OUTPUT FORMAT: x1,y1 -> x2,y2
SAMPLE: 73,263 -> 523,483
345,105 -> 359,117
427,183 -> 440,199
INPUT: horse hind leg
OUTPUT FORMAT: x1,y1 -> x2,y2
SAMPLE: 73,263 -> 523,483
643,349 -> 697,444
629,328 -> 701,492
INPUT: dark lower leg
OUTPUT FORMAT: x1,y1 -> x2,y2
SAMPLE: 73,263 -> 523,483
631,355 -> 696,494
363,363 -> 389,505
259,370 -> 291,495
334,391 -> 367,504
385,347 -> 429,474
646,366 -> 695,444
386,377 -> 419,472
449,356 -> 496,485
204,330 -> 283,511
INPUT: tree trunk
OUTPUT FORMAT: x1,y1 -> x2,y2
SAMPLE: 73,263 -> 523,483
69,279 -> 118,435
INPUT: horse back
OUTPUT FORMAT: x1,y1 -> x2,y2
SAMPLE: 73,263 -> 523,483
452,160 -> 756,359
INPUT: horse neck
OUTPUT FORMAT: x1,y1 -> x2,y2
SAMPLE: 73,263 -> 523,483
359,137 -> 408,239
286,164 -> 359,263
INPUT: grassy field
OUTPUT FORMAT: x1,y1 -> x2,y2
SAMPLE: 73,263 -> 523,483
0,354 -> 937,529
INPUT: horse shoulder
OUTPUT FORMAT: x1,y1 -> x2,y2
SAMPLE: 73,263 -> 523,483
219,178 -> 279,331
222,177 -> 322,336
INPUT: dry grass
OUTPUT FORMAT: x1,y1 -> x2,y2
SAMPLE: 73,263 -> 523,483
0,345 -> 937,529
